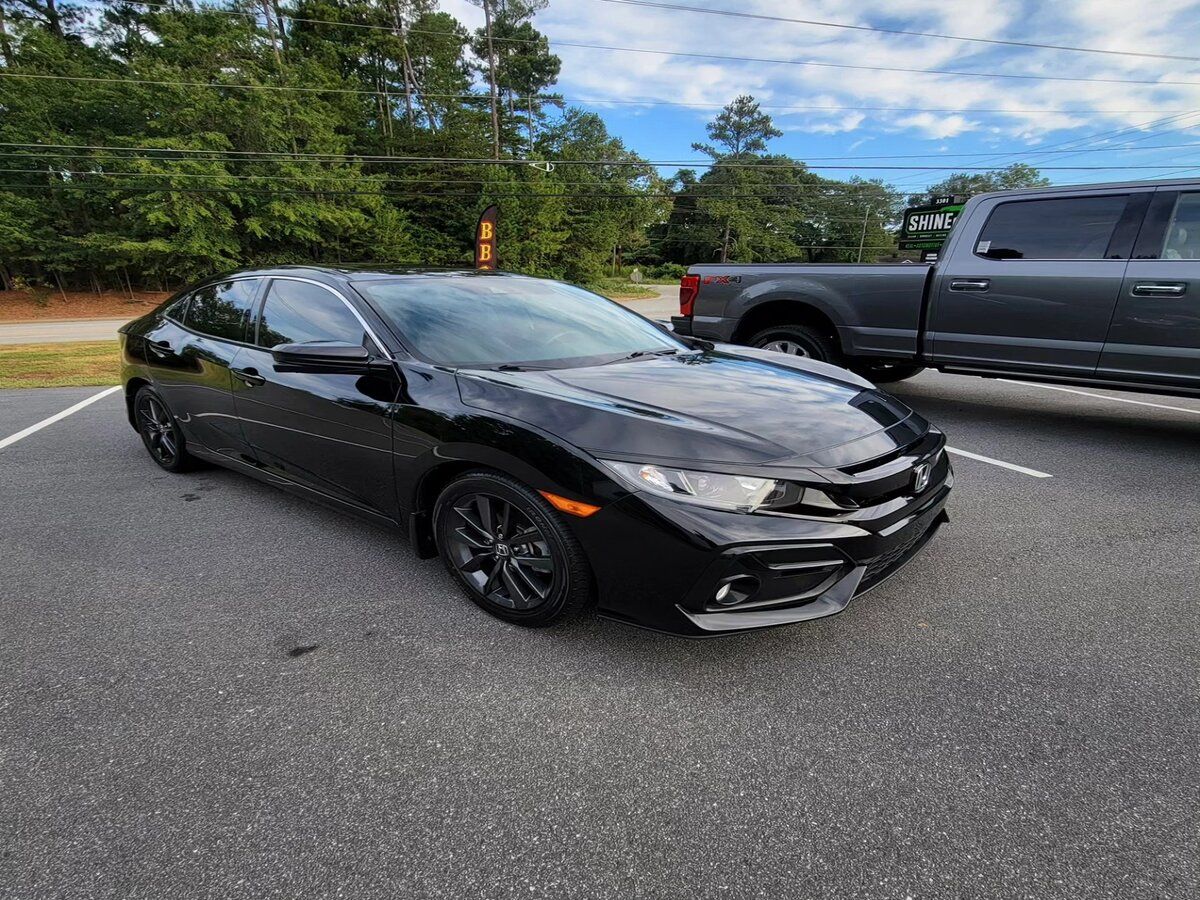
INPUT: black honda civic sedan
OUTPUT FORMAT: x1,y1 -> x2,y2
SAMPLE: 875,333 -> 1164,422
119,267 -> 951,636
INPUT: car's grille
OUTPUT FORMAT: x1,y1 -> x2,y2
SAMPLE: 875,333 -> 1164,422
859,513 -> 937,590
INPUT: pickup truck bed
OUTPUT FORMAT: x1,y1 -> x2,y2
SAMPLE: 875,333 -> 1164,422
673,178 -> 1200,397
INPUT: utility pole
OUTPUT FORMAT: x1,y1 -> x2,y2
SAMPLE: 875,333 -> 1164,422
856,204 -> 873,263
482,0 -> 501,159
527,95 -> 535,153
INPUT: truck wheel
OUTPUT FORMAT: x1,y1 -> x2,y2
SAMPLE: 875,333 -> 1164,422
748,325 -> 841,365
856,363 -> 926,384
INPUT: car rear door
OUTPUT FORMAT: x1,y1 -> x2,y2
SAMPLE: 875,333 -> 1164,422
141,278 -> 261,461
1098,188 -> 1200,390
929,190 -> 1149,373
232,277 -> 402,520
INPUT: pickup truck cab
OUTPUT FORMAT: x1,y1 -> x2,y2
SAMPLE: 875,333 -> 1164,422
673,178 -> 1200,397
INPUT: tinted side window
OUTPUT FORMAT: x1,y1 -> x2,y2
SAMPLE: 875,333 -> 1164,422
161,291 -> 190,322
256,280 -> 367,348
975,195 -> 1129,260
184,279 -> 260,341
1161,193 -> 1200,259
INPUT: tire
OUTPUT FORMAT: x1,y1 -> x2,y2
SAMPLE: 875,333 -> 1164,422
747,324 -> 841,365
855,363 -> 926,384
133,385 -> 197,472
433,471 -> 594,627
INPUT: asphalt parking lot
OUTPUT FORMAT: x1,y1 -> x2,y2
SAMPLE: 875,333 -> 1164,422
2,372 -> 1198,899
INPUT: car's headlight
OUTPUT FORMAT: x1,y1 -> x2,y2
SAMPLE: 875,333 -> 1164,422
600,460 -> 801,512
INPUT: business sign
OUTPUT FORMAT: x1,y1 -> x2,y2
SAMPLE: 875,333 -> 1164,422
474,205 -> 498,270
899,196 -> 964,251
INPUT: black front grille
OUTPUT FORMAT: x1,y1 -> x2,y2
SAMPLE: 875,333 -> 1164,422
860,514 -> 937,590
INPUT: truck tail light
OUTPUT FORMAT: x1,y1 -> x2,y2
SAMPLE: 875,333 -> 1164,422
679,274 -> 700,317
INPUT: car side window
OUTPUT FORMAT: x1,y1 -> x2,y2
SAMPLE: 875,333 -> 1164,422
183,279 -> 260,342
256,280 -> 368,349
161,291 -> 191,323
1161,193 -> 1200,259
974,195 -> 1130,260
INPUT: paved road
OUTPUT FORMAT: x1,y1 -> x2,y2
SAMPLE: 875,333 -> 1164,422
1,373 -> 1198,899
0,318 -> 129,345
0,287 -> 676,345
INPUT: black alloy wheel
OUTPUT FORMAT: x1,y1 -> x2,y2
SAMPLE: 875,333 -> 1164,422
134,386 -> 194,472
434,472 -> 592,626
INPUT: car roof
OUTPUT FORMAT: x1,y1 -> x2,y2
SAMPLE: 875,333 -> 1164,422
968,175 -> 1200,204
196,265 -> 532,284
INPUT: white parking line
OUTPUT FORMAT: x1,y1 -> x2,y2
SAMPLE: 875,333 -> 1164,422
0,386 -> 121,451
946,446 -> 1053,479
998,379 -> 1200,416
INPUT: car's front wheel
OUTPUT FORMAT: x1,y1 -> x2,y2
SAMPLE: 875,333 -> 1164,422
133,385 -> 196,472
433,471 -> 593,627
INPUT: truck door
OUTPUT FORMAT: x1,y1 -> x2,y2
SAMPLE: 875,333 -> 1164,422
930,191 -> 1147,374
1098,189 -> 1200,391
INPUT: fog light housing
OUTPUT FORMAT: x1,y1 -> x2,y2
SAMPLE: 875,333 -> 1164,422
712,575 -> 759,608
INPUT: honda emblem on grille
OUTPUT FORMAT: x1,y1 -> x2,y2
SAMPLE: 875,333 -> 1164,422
912,462 -> 932,493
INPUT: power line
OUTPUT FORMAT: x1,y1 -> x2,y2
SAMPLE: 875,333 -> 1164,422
0,177 -> 897,206
6,141 -> 1200,163
1,140 -> 1196,171
594,0 -> 1200,63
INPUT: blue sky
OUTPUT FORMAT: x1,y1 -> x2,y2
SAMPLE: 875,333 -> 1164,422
444,0 -> 1200,194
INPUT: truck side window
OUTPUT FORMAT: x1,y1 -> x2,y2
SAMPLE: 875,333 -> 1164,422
975,195 -> 1129,260
1161,193 -> 1200,260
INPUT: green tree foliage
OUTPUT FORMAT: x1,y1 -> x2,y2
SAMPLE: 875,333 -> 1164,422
906,163 -> 1051,206
650,96 -> 903,264
0,4 -> 1050,290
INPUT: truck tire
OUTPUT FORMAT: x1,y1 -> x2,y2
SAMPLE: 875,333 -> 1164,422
748,324 -> 841,365
856,363 -> 926,384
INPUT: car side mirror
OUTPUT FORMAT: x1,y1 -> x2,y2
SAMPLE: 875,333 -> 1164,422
271,341 -> 373,371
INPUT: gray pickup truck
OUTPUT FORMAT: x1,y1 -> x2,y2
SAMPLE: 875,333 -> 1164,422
672,178 -> 1200,396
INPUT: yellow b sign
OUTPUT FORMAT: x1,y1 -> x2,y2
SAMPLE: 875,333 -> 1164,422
475,205 -> 498,270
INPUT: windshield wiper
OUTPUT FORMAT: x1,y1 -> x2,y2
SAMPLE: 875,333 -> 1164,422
606,348 -> 681,364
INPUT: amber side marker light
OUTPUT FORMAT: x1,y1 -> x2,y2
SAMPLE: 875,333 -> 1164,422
539,490 -> 601,518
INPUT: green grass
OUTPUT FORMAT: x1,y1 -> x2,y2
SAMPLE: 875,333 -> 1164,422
0,341 -> 120,388
582,278 -> 657,299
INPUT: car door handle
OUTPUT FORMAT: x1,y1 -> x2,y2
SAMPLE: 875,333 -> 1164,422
949,279 -> 990,292
1131,282 -> 1187,296
232,367 -> 266,387
148,338 -> 173,354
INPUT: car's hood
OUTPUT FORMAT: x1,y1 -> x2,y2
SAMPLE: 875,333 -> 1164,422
456,349 -> 929,469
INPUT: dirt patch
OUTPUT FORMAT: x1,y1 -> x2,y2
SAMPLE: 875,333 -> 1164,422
0,289 -> 170,322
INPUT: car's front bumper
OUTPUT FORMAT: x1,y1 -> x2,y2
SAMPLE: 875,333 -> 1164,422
573,462 -> 951,637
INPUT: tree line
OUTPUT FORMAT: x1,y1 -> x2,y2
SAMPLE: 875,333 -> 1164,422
0,0 -> 1048,292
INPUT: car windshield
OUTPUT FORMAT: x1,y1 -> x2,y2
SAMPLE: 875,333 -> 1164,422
359,275 -> 685,368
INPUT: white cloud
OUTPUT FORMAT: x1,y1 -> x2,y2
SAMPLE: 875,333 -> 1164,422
513,0 -> 1200,144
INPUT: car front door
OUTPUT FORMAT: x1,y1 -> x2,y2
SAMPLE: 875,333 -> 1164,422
1098,189 -> 1200,390
929,191 -> 1148,374
142,278 -> 261,462
232,277 -> 402,519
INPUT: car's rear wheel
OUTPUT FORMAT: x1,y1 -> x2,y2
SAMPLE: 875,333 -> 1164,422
133,386 -> 196,472
748,324 -> 841,365
433,471 -> 593,627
